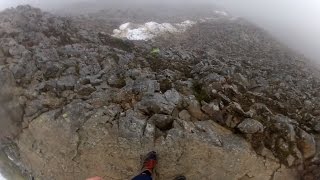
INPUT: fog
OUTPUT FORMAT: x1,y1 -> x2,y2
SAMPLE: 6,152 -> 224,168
0,0 -> 319,62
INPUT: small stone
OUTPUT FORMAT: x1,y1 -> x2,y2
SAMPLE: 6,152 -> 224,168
149,114 -> 174,131
229,102 -> 246,116
257,147 -> 278,162
297,129 -> 316,159
178,110 -> 191,121
164,89 -> 181,105
57,75 -> 77,90
287,155 -> 295,167
237,118 -> 264,134
225,115 -> 241,128
278,138 -> 289,152
201,101 -> 220,117
43,62 -> 61,79
314,121 -> 320,133
77,84 -> 96,96
107,75 -> 126,88
233,73 -> 249,88
0,49 -> 4,57
8,44 -> 26,57
118,110 -> 147,140
136,93 -> 175,115
187,97 -> 209,121
132,79 -> 160,94
303,100 -> 313,111
217,92 -> 231,104
203,73 -> 226,84
10,63 -> 26,79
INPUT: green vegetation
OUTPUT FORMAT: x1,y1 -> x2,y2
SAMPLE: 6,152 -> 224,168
150,47 -> 160,55
192,81 -> 211,103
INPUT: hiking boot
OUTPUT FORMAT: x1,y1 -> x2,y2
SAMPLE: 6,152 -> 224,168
174,175 -> 186,180
142,151 -> 157,173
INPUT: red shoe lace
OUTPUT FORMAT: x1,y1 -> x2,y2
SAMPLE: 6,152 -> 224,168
144,159 -> 157,171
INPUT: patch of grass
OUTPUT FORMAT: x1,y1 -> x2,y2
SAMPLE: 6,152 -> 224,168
150,48 -> 160,55
192,81 -> 211,103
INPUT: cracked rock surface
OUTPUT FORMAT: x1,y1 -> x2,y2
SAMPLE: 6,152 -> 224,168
0,5 -> 319,180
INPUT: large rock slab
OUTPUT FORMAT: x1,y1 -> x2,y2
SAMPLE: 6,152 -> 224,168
16,111 -> 291,180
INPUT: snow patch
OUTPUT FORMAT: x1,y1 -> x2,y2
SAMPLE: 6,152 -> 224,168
0,174 -> 6,180
214,10 -> 229,16
112,20 -> 196,41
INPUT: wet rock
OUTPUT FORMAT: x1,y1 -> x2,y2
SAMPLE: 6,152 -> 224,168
237,118 -> 264,134
296,129 -> 316,159
149,114 -> 174,131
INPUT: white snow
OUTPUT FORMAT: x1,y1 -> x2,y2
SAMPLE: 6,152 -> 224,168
112,10 -> 235,41
214,10 -> 229,16
112,20 -> 196,41
0,173 -> 6,180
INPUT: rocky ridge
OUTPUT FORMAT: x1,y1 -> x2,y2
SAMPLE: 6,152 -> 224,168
0,5 -> 319,180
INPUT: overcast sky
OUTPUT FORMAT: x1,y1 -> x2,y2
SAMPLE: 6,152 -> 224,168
0,0 -> 319,62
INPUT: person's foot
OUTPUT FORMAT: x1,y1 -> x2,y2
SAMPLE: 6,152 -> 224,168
142,151 -> 157,173
174,175 -> 186,180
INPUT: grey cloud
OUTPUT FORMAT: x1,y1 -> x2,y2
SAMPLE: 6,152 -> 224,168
0,0 -> 319,62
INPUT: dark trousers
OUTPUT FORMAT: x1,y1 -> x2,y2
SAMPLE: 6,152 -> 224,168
132,171 -> 152,180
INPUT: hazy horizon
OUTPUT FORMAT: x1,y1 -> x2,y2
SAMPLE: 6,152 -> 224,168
0,0 -> 319,62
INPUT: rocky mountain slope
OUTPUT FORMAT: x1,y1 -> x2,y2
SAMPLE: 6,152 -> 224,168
0,5 -> 319,180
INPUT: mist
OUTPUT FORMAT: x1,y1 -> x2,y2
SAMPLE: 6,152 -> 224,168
0,0 -> 319,62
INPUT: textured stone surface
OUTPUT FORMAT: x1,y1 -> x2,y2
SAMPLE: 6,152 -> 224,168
1,5 -> 320,180
237,118 -> 264,134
